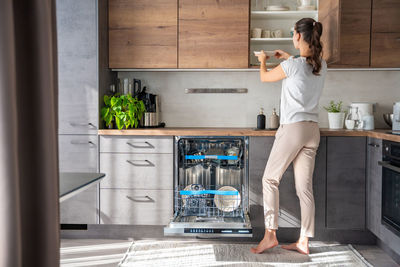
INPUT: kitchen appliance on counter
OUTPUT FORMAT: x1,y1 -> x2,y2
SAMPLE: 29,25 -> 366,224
350,102 -> 375,130
393,102 -> 400,134
164,136 -> 252,237
379,140 -> 400,235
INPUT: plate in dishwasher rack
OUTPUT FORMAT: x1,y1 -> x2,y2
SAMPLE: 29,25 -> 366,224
214,186 -> 241,212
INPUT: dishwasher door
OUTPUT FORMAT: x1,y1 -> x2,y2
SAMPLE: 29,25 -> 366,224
164,136 -> 252,237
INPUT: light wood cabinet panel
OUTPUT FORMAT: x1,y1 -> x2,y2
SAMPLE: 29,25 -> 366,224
329,0 -> 371,68
178,0 -> 249,68
318,0 -> 341,64
372,0 -> 400,33
108,0 -> 178,68
371,33 -> 400,67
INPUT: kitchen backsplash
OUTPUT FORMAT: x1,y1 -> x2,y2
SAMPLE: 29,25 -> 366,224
118,70 -> 400,128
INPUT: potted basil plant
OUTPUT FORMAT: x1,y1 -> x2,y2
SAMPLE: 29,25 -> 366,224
324,100 -> 345,129
101,94 -> 146,130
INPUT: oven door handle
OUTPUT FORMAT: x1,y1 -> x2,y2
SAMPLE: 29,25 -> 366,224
378,161 -> 400,173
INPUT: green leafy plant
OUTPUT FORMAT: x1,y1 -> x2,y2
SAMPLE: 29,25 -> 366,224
101,94 -> 146,130
324,100 -> 343,113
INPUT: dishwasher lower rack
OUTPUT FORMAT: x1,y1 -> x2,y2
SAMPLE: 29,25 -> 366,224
164,184 -> 252,237
174,184 -> 244,218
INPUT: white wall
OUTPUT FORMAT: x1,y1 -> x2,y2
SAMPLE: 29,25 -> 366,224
118,70 -> 400,128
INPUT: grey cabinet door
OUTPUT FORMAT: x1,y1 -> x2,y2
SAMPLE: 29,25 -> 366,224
366,137 -> 382,236
100,153 -> 173,189
59,134 -> 99,224
249,136 -> 326,229
59,135 -> 98,172
57,0 -> 98,134
326,137 -> 366,229
100,189 -> 173,225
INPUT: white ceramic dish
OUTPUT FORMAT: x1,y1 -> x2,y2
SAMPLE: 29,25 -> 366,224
297,5 -> 316,10
266,5 -> 290,11
254,51 -> 276,57
214,186 -> 241,212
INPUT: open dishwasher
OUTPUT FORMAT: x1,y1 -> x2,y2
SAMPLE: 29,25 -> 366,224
164,136 -> 252,237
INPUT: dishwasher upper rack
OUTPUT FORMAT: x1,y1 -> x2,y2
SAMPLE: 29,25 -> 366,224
173,184 -> 245,218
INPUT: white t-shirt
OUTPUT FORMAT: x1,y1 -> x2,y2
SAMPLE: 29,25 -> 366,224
279,56 -> 327,124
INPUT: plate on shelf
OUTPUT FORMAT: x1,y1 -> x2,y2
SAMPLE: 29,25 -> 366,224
214,186 -> 241,212
297,5 -> 316,11
266,5 -> 290,11
254,50 -> 275,57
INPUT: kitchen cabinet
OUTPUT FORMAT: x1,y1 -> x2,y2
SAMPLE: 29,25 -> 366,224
366,137 -> 382,236
108,0 -> 178,69
99,136 -> 173,225
326,137 -> 366,229
249,136 -> 326,229
57,0 -> 113,225
328,0 -> 372,68
100,153 -> 173,189
58,135 -> 99,224
100,189 -> 173,225
57,0 -> 98,134
178,0 -> 249,68
371,0 -> 400,67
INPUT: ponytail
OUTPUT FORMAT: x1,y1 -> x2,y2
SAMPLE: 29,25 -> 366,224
295,18 -> 323,75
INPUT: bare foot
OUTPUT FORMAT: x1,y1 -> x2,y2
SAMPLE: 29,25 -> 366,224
250,230 -> 279,254
282,237 -> 310,255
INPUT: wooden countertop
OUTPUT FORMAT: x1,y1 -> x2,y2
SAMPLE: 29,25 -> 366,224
98,127 -> 400,142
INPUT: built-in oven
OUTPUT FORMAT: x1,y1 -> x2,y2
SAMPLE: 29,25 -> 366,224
379,140 -> 400,235
164,136 -> 252,237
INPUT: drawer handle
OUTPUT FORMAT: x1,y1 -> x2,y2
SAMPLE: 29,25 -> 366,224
69,122 -> 96,128
126,195 -> 154,203
368,143 -> 380,148
70,140 -> 95,145
126,159 -> 155,167
126,141 -> 154,149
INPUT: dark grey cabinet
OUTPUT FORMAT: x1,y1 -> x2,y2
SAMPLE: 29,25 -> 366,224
326,137 -> 366,229
366,137 -> 382,236
249,136 -> 326,229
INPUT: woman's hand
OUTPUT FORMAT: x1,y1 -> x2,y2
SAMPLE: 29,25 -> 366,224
274,50 -> 291,60
256,50 -> 269,63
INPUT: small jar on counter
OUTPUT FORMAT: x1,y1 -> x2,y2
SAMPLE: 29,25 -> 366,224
270,108 -> 279,129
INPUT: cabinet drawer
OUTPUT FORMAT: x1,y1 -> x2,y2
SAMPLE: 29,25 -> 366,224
100,153 -> 173,189
59,134 -> 98,172
100,136 -> 173,153
100,189 -> 173,225
60,186 -> 98,224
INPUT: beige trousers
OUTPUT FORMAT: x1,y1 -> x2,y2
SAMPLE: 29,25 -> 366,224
262,121 -> 320,238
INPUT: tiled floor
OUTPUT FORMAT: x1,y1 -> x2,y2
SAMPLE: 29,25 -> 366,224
60,239 -> 399,267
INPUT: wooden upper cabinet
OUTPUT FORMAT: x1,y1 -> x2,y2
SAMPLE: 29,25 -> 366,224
178,0 -> 249,69
329,0 -> 372,68
372,0 -> 400,33
318,0 -> 341,65
371,0 -> 400,67
108,0 -> 178,69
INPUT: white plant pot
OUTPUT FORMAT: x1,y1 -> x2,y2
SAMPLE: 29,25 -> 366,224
328,112 -> 345,129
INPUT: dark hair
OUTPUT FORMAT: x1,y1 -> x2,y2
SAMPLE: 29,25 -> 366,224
294,18 -> 323,75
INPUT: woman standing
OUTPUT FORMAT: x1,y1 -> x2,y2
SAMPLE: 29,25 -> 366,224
250,18 -> 327,255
